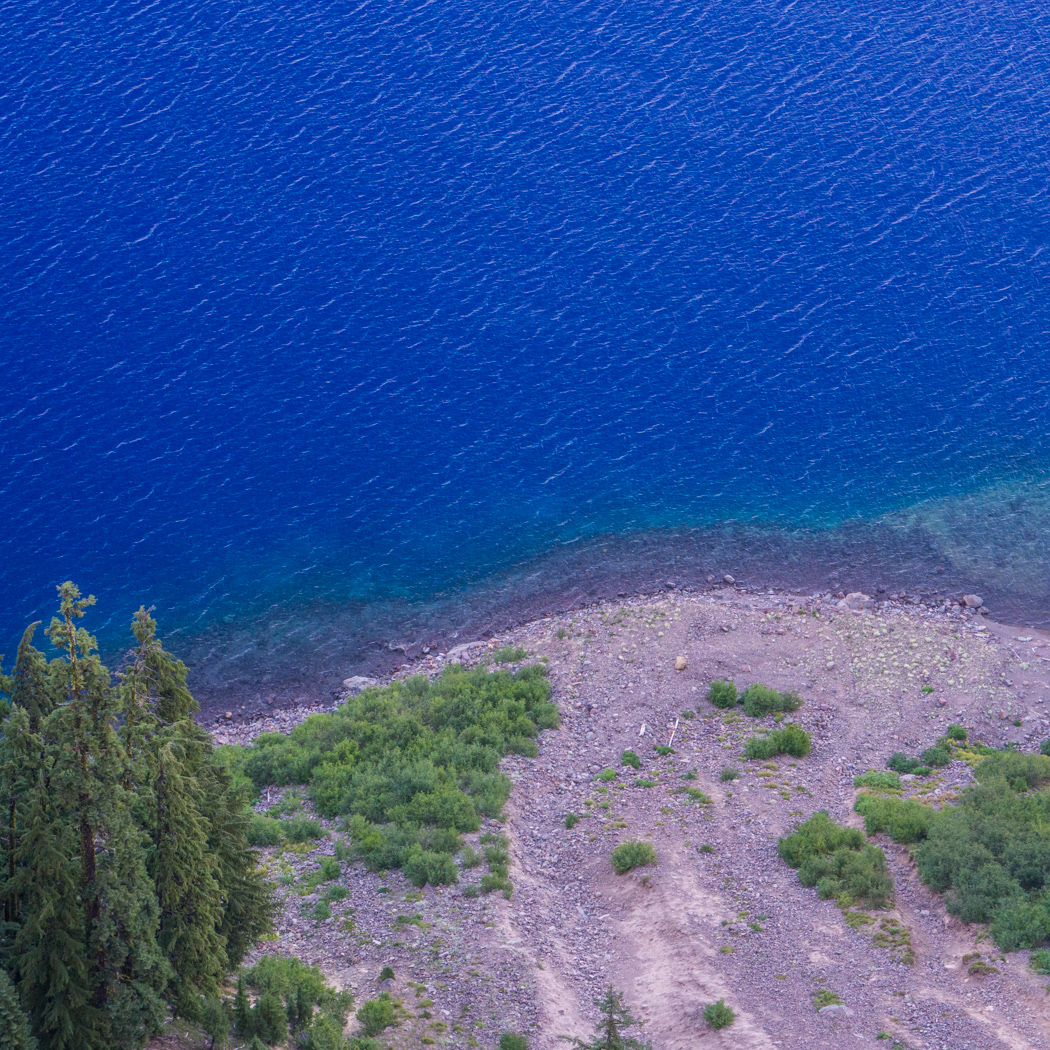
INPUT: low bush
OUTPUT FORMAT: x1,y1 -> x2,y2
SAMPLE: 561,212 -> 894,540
920,744 -> 951,769
493,646 -> 528,663
720,766 -> 740,782
886,752 -> 931,777
244,954 -> 354,1041
946,725 -> 968,742
854,795 -> 934,844
283,818 -> 325,843
702,1000 -> 735,1029
356,994 -> 395,1037
778,812 -> 893,909
853,771 -> 902,791
597,768 -> 617,781
499,1035 -> 528,1050
653,745 -> 674,756
1041,738 -> 1050,758
707,680 -> 738,709
744,724 -> 811,760
621,749 -> 641,769
611,840 -> 657,875
1030,949 -> 1050,974
740,684 -> 802,717
233,664 -> 555,885
247,815 -> 283,846
564,812 -> 580,829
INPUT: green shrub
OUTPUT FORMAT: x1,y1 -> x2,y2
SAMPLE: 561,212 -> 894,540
707,680 -> 738,709
403,846 -> 458,888
921,744 -> 951,769
356,994 -> 395,1036
245,953 -> 353,1036
597,768 -> 617,781
720,766 -> 740,782
685,789 -> 713,804
493,646 -> 528,663
318,856 -> 341,880
620,750 -> 641,769
744,723 -> 811,760
1041,739 -> 1050,758
887,752 -> 922,775
740,684 -> 801,717
611,840 -> 658,875
702,1000 -> 735,1029
240,665 -> 554,883
1030,949 -> 1050,974
779,812 -> 893,909
324,884 -> 349,902
946,725 -> 968,742
284,818 -> 325,843
975,751 -> 1050,790
653,745 -> 674,756
854,795 -> 934,844
499,1035 -> 528,1050
564,812 -> 580,829
247,815 -> 284,847
312,900 -> 331,921
253,992 -> 288,1043
853,771 -> 902,791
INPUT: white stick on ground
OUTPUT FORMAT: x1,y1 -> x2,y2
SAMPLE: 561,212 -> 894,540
668,717 -> 680,747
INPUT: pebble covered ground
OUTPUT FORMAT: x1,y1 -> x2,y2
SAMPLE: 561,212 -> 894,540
206,582 -> 1050,1050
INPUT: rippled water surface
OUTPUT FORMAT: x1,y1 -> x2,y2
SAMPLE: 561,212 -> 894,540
3,0 -> 1050,703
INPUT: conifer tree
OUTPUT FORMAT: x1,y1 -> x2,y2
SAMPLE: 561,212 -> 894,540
567,987 -> 651,1050
10,625 -> 52,732
0,965 -> 37,1050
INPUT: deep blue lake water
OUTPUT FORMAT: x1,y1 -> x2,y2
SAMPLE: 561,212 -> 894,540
3,0 -> 1050,706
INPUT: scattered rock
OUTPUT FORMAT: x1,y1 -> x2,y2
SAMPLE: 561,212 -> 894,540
342,675 -> 378,693
818,1004 -> 852,1018
674,656 -> 687,671
723,574 -> 735,584
837,592 -> 875,611
963,594 -> 984,608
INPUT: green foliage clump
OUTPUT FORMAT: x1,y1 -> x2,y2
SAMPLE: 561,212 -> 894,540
284,817 -> 325,843
499,1035 -> 528,1050
653,745 -> 674,756
611,840 -> 657,875
740,684 -> 801,717
1040,738 -> 1050,758
946,725 -> 968,742
356,993 -> 395,1036
886,752 -> 931,776
702,1000 -> 736,1029
597,768 -> 617,782
235,663 -> 554,885
813,989 -> 843,1010
620,750 -> 641,769
565,812 -> 580,829
243,954 -> 354,1044
565,987 -> 651,1050
855,795 -> 934,844
853,771 -> 902,791
720,766 -> 740,782
0,587 -> 274,1050
870,750 -> 1050,951
0,967 -> 37,1050
707,680 -> 738,709
744,723 -> 811,760
492,646 -> 528,663
778,812 -> 893,909
920,744 -> 951,769
1030,949 -> 1050,974
247,815 -> 284,847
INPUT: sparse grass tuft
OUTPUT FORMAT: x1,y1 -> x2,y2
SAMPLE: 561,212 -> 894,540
611,840 -> 657,875
720,766 -> 740,782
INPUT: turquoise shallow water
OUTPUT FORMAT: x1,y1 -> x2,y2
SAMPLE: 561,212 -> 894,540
2,0 -> 1049,705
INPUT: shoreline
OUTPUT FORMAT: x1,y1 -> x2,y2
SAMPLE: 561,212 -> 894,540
206,582 -> 1048,749
183,518 -> 1050,724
